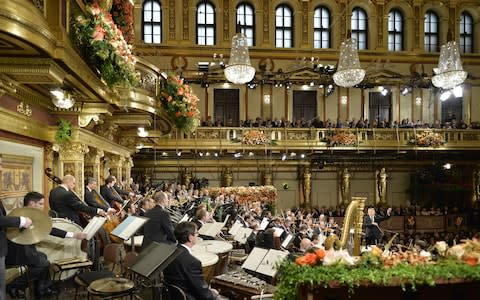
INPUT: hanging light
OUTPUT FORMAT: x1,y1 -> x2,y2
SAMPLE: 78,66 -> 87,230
224,32 -> 256,84
333,38 -> 365,87
432,41 -> 467,89
51,88 -> 75,109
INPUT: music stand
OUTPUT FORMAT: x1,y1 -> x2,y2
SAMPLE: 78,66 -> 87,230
128,242 -> 181,298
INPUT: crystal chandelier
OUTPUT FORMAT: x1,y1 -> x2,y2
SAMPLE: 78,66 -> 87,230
432,41 -> 467,90
50,89 -> 75,109
333,38 -> 365,87
224,33 -> 256,84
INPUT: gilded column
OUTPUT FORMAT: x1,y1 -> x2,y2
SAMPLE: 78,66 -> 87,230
85,149 -> 104,186
181,168 -> 192,187
124,157 -> 134,182
44,145 -> 56,193
222,167 -> 233,187
303,167 -> 312,207
376,0 -> 385,50
106,154 -> 124,181
58,142 -> 89,199
413,0 -> 421,51
340,168 -> 351,204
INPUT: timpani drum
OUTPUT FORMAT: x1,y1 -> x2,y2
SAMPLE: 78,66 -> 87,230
192,252 -> 218,284
36,218 -> 88,280
193,240 -> 233,276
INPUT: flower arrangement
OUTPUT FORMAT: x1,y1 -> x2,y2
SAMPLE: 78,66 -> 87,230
409,129 -> 446,147
55,118 -> 72,144
159,75 -> 200,133
240,130 -> 271,145
72,2 -> 137,88
111,0 -> 134,44
276,239 -> 480,300
326,130 -> 357,146
208,185 -> 277,204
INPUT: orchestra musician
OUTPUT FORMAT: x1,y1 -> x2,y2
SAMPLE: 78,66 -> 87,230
49,175 -> 107,226
100,176 -> 125,208
163,221 -> 219,300
84,177 -> 109,211
0,203 -> 32,300
7,192 -> 87,298
141,191 -> 176,250
364,207 -> 392,246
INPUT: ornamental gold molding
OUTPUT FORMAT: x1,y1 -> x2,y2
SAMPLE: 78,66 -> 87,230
78,128 -> 132,158
0,107 -> 53,142
58,142 -> 89,161
0,58 -> 66,85
16,101 -> 32,117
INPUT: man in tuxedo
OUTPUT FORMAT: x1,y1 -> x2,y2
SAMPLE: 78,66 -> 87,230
364,207 -> 392,246
49,174 -> 107,226
0,203 -> 31,300
141,191 -> 176,250
163,221 -> 219,300
84,177 -> 110,211
7,192 -> 86,298
100,176 -> 125,208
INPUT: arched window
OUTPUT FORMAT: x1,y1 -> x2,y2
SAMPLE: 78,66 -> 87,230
424,11 -> 439,52
275,5 -> 293,48
197,1 -> 215,45
388,9 -> 403,51
351,8 -> 368,50
236,2 -> 255,46
143,0 -> 161,43
460,12 -> 473,53
313,6 -> 331,49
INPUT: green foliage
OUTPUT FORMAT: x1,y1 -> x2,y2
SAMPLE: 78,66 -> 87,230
55,119 -> 72,144
275,258 -> 480,300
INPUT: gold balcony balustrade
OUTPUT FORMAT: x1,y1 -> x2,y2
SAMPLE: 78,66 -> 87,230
141,127 -> 480,152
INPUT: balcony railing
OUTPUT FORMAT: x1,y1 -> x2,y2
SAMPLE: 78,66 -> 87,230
154,128 -> 480,151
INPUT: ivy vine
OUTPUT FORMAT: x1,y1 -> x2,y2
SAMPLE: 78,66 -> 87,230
55,118 -> 72,144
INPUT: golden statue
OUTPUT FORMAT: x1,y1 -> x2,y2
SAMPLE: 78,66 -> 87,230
377,168 -> 387,204
340,168 -> 351,204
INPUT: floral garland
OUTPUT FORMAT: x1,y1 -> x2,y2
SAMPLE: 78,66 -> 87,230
72,2 -> 137,88
111,0 -> 134,44
326,130 -> 357,146
159,75 -> 200,133
242,130 -> 271,145
409,129 -> 446,147
208,185 -> 277,204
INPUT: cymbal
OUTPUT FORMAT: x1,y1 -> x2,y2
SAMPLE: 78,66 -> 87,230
89,277 -> 134,294
7,207 -> 52,245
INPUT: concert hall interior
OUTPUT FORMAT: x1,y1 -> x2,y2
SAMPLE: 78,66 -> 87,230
1,0 -> 480,299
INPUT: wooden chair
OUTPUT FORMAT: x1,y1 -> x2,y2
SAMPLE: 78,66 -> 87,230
5,265 -> 32,299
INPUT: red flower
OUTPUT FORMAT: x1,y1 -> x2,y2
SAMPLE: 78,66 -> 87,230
175,111 -> 182,117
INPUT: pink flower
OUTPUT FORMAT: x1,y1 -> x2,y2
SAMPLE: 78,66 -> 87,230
178,87 -> 184,95
92,25 -> 105,41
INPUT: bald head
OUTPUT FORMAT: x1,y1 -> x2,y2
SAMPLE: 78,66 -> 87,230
154,191 -> 168,206
63,174 -> 76,190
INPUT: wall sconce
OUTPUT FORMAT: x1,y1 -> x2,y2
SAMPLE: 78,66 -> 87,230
137,127 -> 148,137
341,96 -> 348,105
263,94 -> 271,104
415,97 -> 422,106
50,88 -> 75,109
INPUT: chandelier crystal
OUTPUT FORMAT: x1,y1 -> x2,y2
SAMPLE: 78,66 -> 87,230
333,38 -> 365,87
224,33 -> 256,84
432,41 -> 467,90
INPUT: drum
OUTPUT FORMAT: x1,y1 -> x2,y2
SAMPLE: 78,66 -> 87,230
193,240 -> 232,276
87,277 -> 135,299
192,252 -> 218,284
36,218 -> 87,280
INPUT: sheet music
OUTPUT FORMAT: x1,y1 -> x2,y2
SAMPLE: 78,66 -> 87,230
82,216 -> 107,240
260,218 -> 269,230
228,221 -> 244,235
281,234 -> 294,248
111,215 -> 149,240
179,214 -> 189,223
198,215 -> 230,237
273,227 -> 284,237
256,249 -> 289,277
233,227 -> 253,244
242,247 -> 268,272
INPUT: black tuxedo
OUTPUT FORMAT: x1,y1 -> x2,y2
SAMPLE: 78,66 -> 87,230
0,203 -> 21,257
141,205 -> 176,250
84,187 -> 109,211
48,186 -> 97,226
100,185 -> 123,207
364,214 -> 390,245
163,245 -> 216,300
6,227 -> 68,293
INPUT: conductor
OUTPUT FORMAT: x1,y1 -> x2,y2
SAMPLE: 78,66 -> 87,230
364,207 -> 392,246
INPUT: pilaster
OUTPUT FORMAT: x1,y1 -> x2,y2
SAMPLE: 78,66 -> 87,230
85,148 -> 104,186
58,142 -> 88,199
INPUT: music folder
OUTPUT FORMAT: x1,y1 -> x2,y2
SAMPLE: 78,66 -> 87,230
242,247 -> 288,278
233,227 -> 253,244
128,242 -> 181,279
281,234 -> 294,249
198,215 -> 230,237
82,216 -> 107,240
111,215 -> 149,240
